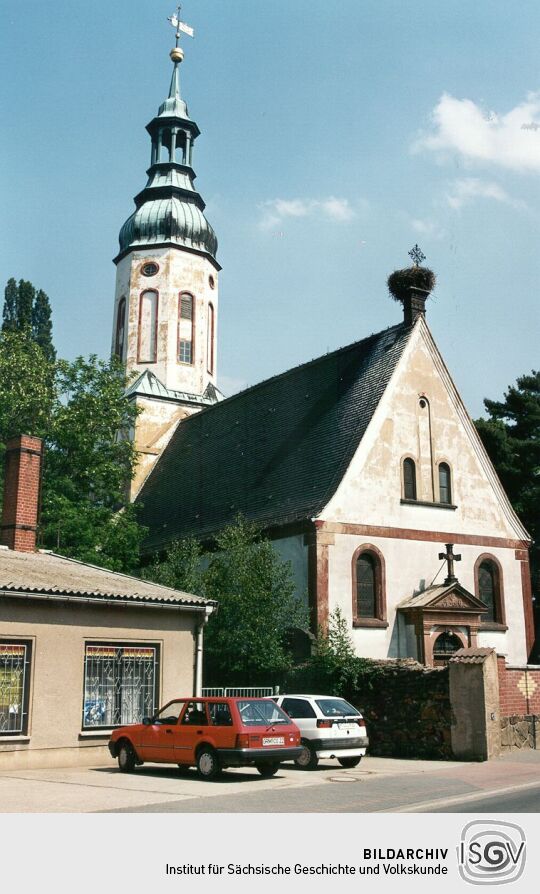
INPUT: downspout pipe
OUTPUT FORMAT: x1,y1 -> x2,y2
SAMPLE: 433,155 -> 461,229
194,606 -> 215,696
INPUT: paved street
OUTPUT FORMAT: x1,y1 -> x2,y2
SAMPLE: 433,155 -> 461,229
0,750 -> 539,813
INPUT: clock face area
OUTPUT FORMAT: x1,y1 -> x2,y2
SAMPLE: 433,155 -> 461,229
141,262 -> 159,277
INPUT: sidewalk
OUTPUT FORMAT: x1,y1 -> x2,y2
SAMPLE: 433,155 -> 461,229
0,750 -> 538,813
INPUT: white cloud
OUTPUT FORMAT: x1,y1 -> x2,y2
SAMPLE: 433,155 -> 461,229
260,196 -> 357,229
409,217 -> 445,239
413,91 -> 540,173
445,177 -> 521,210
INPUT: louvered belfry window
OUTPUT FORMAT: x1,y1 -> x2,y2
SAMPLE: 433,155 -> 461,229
403,458 -> 417,500
115,297 -> 126,360
178,293 -> 194,364
356,553 -> 376,618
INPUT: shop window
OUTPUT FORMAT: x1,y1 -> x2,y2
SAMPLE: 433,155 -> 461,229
0,641 -> 32,736
82,643 -> 159,729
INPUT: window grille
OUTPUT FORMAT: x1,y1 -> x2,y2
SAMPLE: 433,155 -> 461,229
0,642 -> 31,735
83,644 -> 159,729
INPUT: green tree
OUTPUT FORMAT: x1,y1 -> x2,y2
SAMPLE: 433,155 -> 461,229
2,278 -> 18,333
0,330 -> 55,443
203,517 -> 307,684
144,537 -> 206,595
32,289 -> 56,362
16,280 -> 34,331
39,355 -> 144,572
475,370 -> 540,599
146,517 -> 308,684
2,279 -> 56,360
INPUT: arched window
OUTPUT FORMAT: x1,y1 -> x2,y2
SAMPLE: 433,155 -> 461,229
138,290 -> 158,363
474,555 -> 506,627
433,632 -> 462,665
114,297 -> 126,360
439,462 -> 452,504
207,303 -> 215,375
351,546 -> 387,628
178,293 -> 194,365
403,458 -> 417,500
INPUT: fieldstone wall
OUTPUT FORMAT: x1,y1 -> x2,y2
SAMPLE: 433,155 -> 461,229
500,716 -> 540,751
497,655 -> 540,751
346,659 -> 452,760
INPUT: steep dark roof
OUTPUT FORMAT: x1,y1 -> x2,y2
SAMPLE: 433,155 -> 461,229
137,322 -> 413,552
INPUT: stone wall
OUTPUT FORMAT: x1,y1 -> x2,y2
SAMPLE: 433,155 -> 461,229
347,659 -> 452,760
500,715 -> 540,751
497,655 -> 540,751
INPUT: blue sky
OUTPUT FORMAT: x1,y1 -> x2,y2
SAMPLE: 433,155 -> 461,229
1,0 -> 539,416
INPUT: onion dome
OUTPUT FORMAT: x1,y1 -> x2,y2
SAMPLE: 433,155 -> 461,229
115,47 -> 218,265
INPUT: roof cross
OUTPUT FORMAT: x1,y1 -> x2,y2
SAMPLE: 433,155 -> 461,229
438,543 -> 462,585
408,244 -> 426,267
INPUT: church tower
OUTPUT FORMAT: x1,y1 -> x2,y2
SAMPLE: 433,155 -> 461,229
112,18 -> 222,498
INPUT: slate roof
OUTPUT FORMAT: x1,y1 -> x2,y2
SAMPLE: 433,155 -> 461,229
0,548 -> 215,608
137,322 -> 413,552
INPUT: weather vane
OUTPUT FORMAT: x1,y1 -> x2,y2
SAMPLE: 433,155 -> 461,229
408,244 -> 426,267
168,5 -> 195,48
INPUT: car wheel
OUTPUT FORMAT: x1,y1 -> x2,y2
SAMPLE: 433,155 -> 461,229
337,756 -> 362,768
196,746 -> 221,780
294,741 -> 319,770
256,762 -> 279,777
117,741 -> 136,773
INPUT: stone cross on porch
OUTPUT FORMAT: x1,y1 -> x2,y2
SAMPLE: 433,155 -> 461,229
439,543 -> 462,585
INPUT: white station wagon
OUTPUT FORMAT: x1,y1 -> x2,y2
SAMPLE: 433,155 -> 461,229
273,694 -> 369,769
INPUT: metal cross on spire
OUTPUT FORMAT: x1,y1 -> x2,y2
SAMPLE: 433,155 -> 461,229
168,4 -> 195,48
438,543 -> 462,585
408,244 -> 426,267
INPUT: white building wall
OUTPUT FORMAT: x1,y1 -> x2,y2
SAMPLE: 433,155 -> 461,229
321,319 -> 530,664
326,533 -> 527,663
112,246 -> 219,396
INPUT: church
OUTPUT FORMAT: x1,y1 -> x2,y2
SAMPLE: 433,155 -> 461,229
111,26 -> 534,668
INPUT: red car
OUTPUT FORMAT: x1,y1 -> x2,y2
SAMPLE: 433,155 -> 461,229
108,697 -> 302,780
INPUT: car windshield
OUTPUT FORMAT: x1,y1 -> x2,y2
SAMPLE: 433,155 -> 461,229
315,698 -> 360,717
237,699 -> 290,726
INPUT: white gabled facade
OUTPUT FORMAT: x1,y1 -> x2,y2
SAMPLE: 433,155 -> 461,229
317,317 -> 531,665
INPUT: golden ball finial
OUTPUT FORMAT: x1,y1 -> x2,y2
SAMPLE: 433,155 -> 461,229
170,47 -> 184,64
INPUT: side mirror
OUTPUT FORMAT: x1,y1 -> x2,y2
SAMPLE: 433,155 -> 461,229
142,716 -> 153,726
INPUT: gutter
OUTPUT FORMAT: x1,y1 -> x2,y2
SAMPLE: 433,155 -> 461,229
0,589 -> 216,613
194,606 -> 214,698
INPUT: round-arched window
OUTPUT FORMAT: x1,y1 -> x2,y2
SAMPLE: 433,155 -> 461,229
478,561 -> 497,623
433,632 -> 462,664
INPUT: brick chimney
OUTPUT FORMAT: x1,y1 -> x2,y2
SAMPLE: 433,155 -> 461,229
403,287 -> 428,326
1,435 -> 43,552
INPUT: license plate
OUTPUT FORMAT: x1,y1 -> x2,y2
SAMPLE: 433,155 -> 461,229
337,723 -> 357,731
262,736 -> 284,746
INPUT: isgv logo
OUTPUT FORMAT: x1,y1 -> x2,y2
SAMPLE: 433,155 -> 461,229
458,821 -> 526,885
